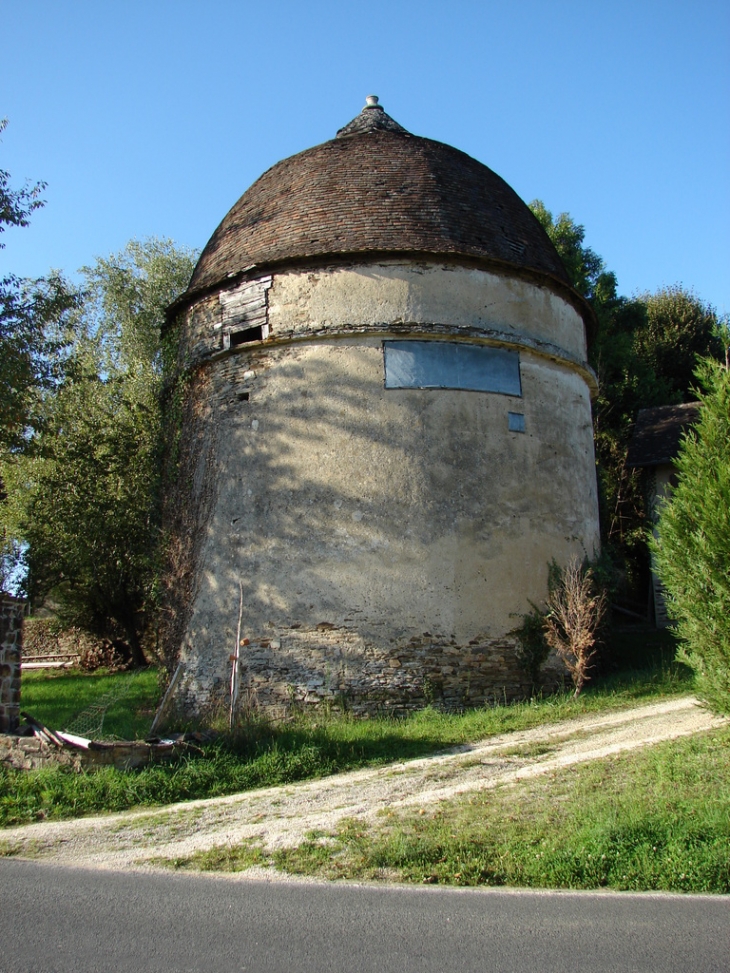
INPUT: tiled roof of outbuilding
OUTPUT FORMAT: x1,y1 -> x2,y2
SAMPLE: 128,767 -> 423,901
626,402 -> 701,468
185,99 -> 572,299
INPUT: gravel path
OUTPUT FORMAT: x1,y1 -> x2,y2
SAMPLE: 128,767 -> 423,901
1,695 -> 724,876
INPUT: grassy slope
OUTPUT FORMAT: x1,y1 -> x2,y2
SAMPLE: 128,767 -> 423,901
19,668 -> 161,741
2,661 -> 691,829
172,726 -> 730,895
5,653 -> 728,893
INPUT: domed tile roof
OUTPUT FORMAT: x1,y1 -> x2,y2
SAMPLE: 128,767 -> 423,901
186,98 -> 571,297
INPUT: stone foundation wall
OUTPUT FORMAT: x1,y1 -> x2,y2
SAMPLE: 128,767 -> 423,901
22,617 -> 98,660
176,625 -> 566,720
0,595 -> 23,733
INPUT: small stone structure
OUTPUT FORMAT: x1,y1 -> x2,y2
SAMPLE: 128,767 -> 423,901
0,735 -> 185,772
0,735 -> 89,771
0,595 -> 23,733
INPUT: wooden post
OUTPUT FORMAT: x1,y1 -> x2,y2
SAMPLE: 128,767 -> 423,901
150,663 -> 183,736
229,582 -> 244,730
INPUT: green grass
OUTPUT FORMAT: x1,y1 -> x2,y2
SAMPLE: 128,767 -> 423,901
0,660 -> 693,829
0,742 -> 338,828
158,841 -> 268,873
176,727 -> 730,895
19,668 -> 161,741
9,630 -> 723,895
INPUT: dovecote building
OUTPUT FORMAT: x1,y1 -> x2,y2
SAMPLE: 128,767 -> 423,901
163,97 -> 600,717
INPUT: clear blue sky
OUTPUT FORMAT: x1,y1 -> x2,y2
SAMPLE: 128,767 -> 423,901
2,0 -> 728,315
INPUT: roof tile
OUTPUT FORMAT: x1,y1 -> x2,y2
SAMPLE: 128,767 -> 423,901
186,102 -> 571,299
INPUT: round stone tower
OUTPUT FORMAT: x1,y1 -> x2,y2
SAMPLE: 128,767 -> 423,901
163,97 -> 600,717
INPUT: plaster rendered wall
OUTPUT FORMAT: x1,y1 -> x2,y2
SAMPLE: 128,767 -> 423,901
168,263 -> 599,717
177,262 -> 593,384
267,262 -> 589,364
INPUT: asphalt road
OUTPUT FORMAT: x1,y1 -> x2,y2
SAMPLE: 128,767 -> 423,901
0,860 -> 727,973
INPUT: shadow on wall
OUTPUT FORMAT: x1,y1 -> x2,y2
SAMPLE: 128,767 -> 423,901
163,340 -> 592,715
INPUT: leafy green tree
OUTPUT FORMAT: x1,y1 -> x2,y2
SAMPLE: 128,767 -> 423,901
0,273 -> 80,455
529,200 -> 617,305
595,289 -> 724,575
634,287 -> 724,400
530,200 -> 725,604
1,239 -> 196,663
652,360 -> 730,714
0,119 -> 80,457
0,120 -> 81,591
0,119 -> 45,237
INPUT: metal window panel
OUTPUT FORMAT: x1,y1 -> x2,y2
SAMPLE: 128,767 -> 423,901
508,411 -> 526,433
384,340 -> 521,396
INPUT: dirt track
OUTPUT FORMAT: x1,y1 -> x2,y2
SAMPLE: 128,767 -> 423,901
1,695 -> 725,875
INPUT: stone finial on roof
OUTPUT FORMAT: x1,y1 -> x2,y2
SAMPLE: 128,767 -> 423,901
336,96 -> 410,138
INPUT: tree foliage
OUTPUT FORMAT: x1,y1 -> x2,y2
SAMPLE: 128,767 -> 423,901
530,200 -> 617,305
1,239 -> 196,663
595,289 -> 724,583
0,272 -> 80,455
0,119 -> 45,238
530,200 -> 726,604
652,360 -> 730,714
634,287 -> 724,399
0,120 -> 81,457
0,120 -> 82,593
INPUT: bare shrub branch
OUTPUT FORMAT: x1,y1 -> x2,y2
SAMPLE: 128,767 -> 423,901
544,557 -> 607,698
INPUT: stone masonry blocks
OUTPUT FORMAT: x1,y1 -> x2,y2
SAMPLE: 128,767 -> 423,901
0,595 -> 24,734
